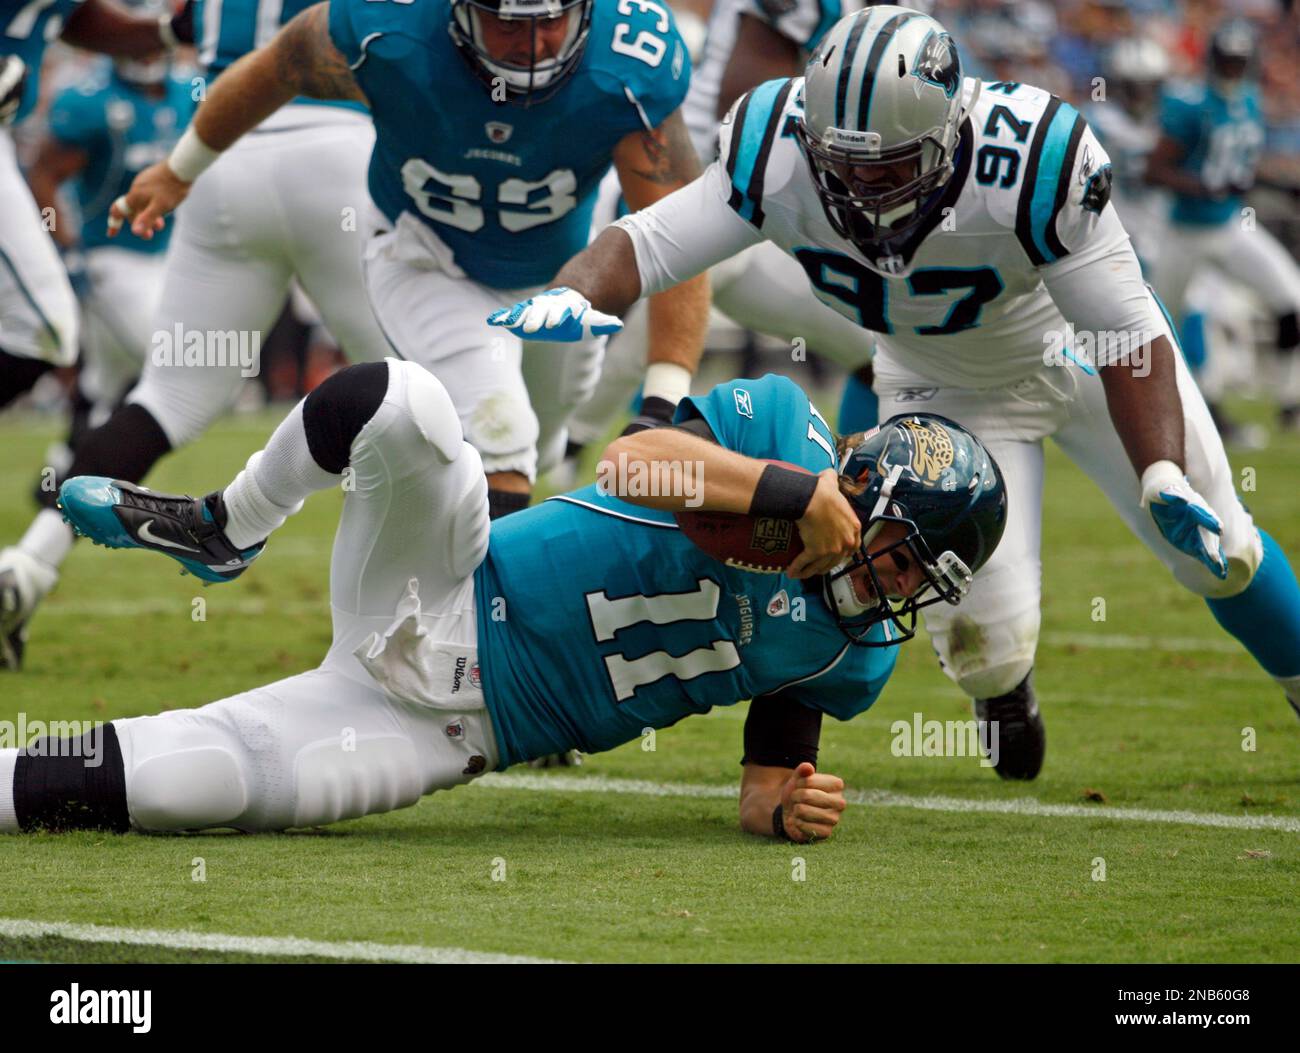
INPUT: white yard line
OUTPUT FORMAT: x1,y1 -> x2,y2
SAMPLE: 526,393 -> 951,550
0,917 -> 562,964
480,773 -> 1300,833
1040,631 -> 1241,655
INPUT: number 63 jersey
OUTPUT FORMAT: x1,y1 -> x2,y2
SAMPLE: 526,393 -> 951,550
473,374 -> 899,768
619,76 -> 1164,389
329,0 -> 690,290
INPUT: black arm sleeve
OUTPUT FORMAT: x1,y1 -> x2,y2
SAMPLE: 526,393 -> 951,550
673,415 -> 718,444
741,692 -> 823,769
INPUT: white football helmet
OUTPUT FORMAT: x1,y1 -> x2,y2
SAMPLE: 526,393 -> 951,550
797,5 -> 977,278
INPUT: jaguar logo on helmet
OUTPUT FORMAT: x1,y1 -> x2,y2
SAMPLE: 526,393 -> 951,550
898,419 -> 955,484
912,31 -> 961,99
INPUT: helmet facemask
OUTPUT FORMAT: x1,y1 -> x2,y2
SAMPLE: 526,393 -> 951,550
797,123 -> 955,268
450,0 -> 593,106
823,464 -> 975,647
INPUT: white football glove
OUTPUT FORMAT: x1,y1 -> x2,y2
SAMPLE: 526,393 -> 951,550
487,287 -> 623,343
1140,460 -> 1228,579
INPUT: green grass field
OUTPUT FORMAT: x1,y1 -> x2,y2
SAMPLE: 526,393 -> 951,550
1,396 -> 1298,963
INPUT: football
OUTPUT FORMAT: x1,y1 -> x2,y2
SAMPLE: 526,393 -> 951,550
673,460 -> 810,573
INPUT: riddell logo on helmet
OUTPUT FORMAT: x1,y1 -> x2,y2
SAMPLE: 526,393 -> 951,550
825,127 -> 879,150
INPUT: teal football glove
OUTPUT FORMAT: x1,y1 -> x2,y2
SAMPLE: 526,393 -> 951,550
1140,460 -> 1228,579
487,287 -> 623,343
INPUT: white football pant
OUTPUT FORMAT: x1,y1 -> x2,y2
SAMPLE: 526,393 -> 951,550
112,360 -> 499,832
875,291 -> 1261,700
126,105 -> 388,446
0,130 -> 77,366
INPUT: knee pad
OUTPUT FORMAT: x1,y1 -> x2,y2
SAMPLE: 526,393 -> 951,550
291,735 -> 422,828
465,389 -> 539,481
302,359 -> 391,473
931,609 -> 1040,700
129,745 -> 248,831
397,360 -> 465,463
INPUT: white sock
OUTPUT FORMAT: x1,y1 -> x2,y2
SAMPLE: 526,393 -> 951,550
0,749 -> 18,833
222,401 -> 337,549
19,508 -> 74,569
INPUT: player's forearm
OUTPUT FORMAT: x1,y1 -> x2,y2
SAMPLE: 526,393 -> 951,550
61,0 -> 168,58
600,427 -> 764,513
553,227 -> 644,316
1099,335 -> 1186,475
1144,163 -> 1214,199
645,272 -> 709,374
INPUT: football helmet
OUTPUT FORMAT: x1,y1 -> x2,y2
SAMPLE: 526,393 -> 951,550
449,0 -> 594,106
823,413 -> 1006,646
1208,18 -> 1257,96
797,5 -> 977,278
1105,37 -> 1169,118
114,0 -> 171,86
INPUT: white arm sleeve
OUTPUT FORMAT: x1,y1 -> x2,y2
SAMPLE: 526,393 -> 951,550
612,161 -> 765,298
1041,204 -> 1168,364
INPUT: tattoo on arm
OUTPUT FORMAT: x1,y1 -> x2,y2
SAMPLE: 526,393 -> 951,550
275,4 -> 368,104
627,110 -> 701,189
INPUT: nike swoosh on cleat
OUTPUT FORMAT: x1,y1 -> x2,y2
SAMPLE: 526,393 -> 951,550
137,519 -> 200,553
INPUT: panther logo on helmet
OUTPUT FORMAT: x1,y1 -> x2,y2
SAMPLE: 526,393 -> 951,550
912,31 -> 961,99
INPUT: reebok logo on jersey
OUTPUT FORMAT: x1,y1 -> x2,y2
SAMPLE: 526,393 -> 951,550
734,388 -> 754,419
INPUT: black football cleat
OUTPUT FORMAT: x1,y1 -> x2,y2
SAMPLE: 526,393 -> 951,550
58,477 -> 263,583
974,672 -> 1045,780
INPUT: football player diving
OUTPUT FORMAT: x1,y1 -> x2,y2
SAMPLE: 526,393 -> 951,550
4,363 -> 1005,842
488,5 -> 1300,779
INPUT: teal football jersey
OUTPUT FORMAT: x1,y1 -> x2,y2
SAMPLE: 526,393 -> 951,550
1,0 -> 84,124
48,67 -> 195,252
475,374 -> 899,767
193,0 -> 365,112
329,0 -> 691,288
1159,81 -> 1263,227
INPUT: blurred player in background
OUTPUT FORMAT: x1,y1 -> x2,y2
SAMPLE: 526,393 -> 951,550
26,28 -> 195,478
567,0 -> 882,467
0,0 -> 388,672
1146,17 -> 1300,434
0,0 -> 195,414
1087,36 -> 1170,275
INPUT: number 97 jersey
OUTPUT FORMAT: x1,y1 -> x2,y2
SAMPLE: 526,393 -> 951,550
329,0 -> 691,290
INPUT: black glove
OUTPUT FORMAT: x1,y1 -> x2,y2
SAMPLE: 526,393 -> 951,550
0,55 -> 27,126
619,395 -> 677,436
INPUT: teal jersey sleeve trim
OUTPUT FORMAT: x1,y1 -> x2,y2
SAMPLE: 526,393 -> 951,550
1016,98 -> 1085,266
723,77 -> 794,227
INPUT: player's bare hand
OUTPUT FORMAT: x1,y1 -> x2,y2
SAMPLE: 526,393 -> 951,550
788,469 -> 861,579
108,162 -> 190,240
781,762 -> 846,842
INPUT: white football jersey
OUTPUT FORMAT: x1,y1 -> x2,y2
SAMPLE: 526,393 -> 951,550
620,75 -> 1165,389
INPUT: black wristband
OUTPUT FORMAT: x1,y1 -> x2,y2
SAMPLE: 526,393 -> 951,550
772,803 -> 797,842
749,464 -> 819,521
